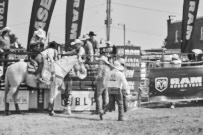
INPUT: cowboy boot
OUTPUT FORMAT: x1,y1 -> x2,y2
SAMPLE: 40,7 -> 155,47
118,115 -> 124,121
48,103 -> 55,116
15,103 -> 24,114
5,103 -> 11,116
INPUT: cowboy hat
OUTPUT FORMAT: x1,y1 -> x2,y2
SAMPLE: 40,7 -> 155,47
114,61 -> 125,71
1,27 -> 11,34
118,58 -> 125,66
34,28 -> 46,39
192,49 -> 202,55
98,55 -> 110,65
71,39 -> 83,46
80,35 -> 90,41
172,54 -> 180,60
106,41 -> 112,45
88,31 -> 96,36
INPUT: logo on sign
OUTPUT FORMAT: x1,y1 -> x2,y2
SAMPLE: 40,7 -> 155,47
155,77 -> 168,92
117,48 -> 124,56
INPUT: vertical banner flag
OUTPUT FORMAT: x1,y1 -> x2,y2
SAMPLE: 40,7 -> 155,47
65,0 -> 85,51
27,0 -> 56,51
0,0 -> 9,30
181,0 -> 199,53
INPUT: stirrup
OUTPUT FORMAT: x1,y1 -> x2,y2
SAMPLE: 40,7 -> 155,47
39,78 -> 50,85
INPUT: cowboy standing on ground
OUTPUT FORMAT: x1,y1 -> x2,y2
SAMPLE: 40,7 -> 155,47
100,61 -> 130,121
94,55 -> 112,114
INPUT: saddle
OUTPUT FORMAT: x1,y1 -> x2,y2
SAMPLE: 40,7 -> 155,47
27,60 -> 38,74
27,60 -> 55,84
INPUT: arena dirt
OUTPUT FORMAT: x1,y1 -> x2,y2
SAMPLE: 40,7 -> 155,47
0,103 -> 203,135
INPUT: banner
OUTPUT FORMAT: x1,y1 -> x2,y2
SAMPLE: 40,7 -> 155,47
65,0 -> 85,51
149,67 -> 203,102
0,0 -> 9,30
181,0 -> 199,53
27,0 -> 56,51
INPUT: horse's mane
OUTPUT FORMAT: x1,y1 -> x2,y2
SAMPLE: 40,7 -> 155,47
55,55 -> 78,73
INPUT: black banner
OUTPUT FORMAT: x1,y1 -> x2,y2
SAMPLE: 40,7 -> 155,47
27,0 -> 56,51
0,0 -> 9,30
149,67 -> 203,101
181,0 -> 199,53
65,0 -> 85,51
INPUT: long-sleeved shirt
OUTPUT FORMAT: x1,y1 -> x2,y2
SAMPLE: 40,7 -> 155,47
104,69 -> 130,94
41,48 -> 58,62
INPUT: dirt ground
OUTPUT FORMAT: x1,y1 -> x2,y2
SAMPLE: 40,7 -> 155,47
0,102 -> 203,135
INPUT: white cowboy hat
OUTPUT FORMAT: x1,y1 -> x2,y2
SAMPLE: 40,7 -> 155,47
1,27 -> 11,34
98,55 -> 110,65
79,35 -> 90,41
106,41 -> 112,45
71,39 -> 83,46
172,54 -> 180,60
114,61 -> 125,71
192,49 -> 202,55
118,58 -> 126,66
34,28 -> 46,39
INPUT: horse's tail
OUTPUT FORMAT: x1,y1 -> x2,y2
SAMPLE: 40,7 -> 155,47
4,65 -> 10,96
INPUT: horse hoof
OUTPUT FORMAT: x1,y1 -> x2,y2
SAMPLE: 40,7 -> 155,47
170,105 -> 175,109
49,111 -> 55,116
5,111 -> 11,116
99,113 -> 103,120
62,109 -> 71,115
17,111 -> 25,115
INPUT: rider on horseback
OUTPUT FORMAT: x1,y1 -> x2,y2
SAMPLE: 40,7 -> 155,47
29,28 -> 47,83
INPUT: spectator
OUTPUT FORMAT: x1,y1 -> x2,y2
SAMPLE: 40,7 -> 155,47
0,27 -> 11,68
170,54 -> 182,67
88,31 -> 99,55
62,39 -> 85,61
80,35 -> 94,63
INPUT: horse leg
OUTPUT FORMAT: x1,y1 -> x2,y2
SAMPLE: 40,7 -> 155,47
5,86 -> 17,115
13,88 -> 24,114
48,84 -> 59,116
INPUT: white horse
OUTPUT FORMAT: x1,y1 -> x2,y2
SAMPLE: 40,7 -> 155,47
4,55 -> 86,116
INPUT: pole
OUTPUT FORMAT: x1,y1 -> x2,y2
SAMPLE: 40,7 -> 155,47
106,0 -> 111,41
124,24 -> 126,46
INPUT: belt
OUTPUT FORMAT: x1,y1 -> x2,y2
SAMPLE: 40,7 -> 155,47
108,87 -> 121,95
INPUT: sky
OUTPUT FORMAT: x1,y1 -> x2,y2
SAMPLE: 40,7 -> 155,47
7,0 -> 203,50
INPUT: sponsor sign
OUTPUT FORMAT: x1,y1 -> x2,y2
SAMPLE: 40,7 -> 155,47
181,0 -> 199,52
43,90 -> 95,111
0,0 -> 9,29
65,0 -> 85,51
0,66 -> 3,77
155,77 -> 168,92
0,91 -> 29,111
149,66 -> 203,100
27,0 -> 56,51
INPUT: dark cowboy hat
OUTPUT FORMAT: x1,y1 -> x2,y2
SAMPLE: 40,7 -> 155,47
49,41 -> 60,48
88,31 -> 96,36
